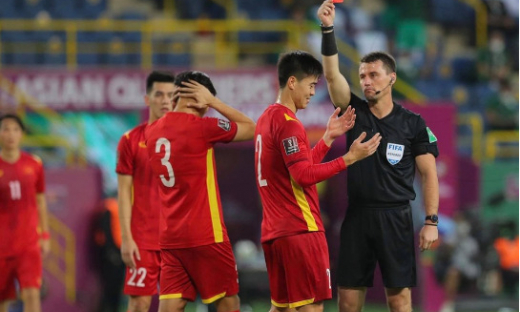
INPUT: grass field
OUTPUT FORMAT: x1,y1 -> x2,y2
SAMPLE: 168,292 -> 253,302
180,299 -> 509,312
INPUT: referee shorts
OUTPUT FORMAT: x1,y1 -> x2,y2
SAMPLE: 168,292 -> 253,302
337,204 -> 416,288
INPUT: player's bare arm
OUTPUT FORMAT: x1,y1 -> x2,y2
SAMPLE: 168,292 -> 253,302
322,106 -> 356,147
318,0 -> 352,111
36,193 -> 50,258
117,173 -> 140,268
178,79 -> 256,141
416,153 -> 439,251
342,132 -> 382,166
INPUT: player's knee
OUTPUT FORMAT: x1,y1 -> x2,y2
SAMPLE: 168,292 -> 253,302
20,288 -> 40,303
387,296 -> 412,312
338,299 -> 363,312
158,298 -> 188,312
129,296 -> 152,312
214,295 -> 240,312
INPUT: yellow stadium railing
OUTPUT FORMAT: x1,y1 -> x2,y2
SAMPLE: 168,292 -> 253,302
0,73 -> 87,166
46,213 -> 77,303
0,18 -> 427,103
485,130 -> 519,160
457,0 -> 488,48
458,112 -> 484,163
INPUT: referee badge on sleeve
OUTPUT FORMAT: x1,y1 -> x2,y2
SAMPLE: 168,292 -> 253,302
282,136 -> 300,155
386,143 -> 404,165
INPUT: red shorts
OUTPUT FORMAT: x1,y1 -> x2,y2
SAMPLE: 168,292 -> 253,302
159,241 -> 239,304
262,232 -> 332,308
0,245 -> 42,301
123,249 -> 161,296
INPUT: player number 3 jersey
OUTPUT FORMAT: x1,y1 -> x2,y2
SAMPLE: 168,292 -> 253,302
146,112 -> 238,249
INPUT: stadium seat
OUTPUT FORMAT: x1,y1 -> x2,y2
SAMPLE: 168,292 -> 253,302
0,0 -> 21,18
431,0 -> 475,27
451,57 -> 478,83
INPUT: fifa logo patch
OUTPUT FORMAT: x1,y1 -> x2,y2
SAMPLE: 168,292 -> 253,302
282,136 -> 300,155
218,119 -> 231,131
386,143 -> 404,165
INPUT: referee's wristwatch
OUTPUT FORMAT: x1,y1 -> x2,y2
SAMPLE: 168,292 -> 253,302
425,214 -> 439,224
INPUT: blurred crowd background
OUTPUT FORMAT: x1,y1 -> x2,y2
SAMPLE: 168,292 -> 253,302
0,0 -> 518,312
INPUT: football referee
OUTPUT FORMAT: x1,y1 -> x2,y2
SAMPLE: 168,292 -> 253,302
317,1 -> 440,312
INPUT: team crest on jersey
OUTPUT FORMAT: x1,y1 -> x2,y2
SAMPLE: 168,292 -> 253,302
24,167 -> 34,175
386,143 -> 404,165
282,136 -> 300,155
0,170 -> 3,177
218,119 -> 231,131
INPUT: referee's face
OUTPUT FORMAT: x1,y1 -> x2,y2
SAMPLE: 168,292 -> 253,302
359,60 -> 393,101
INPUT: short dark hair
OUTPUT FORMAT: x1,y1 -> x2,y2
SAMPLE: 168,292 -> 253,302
146,71 -> 175,94
174,71 -> 217,96
277,50 -> 323,88
360,51 -> 396,73
0,114 -> 25,131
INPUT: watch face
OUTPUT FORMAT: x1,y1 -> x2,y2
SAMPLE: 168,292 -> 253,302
426,215 -> 439,223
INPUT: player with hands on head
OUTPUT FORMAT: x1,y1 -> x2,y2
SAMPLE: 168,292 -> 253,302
318,1 -> 440,312
147,71 -> 255,312
254,50 -> 381,312
116,71 -> 176,312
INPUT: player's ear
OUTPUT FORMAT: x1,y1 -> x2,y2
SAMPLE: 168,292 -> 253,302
144,94 -> 150,107
287,76 -> 297,90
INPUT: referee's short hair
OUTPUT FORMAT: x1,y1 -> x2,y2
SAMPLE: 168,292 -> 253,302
360,51 -> 396,74
0,114 -> 25,132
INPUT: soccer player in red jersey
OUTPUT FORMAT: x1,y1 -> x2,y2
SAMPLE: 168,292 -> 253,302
116,71 -> 175,312
0,114 -> 50,312
146,71 -> 255,312
254,51 -> 381,312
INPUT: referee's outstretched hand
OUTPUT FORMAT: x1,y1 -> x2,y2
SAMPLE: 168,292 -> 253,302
342,132 -> 381,166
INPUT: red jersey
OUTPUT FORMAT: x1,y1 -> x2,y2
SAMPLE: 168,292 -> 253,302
255,104 -> 346,242
146,112 -> 238,249
116,123 -> 161,250
0,152 -> 45,258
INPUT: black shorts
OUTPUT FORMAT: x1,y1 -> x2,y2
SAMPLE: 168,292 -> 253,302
337,204 -> 416,288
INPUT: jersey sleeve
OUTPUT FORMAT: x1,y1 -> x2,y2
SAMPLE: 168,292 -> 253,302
311,139 -> 331,164
202,117 -> 238,144
116,132 -> 134,175
411,117 -> 439,158
276,118 -> 346,188
35,157 -> 45,193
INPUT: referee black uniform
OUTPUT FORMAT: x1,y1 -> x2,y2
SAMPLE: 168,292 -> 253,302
337,93 -> 439,288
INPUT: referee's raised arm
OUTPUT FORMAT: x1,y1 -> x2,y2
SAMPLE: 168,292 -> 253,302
317,0 -> 352,112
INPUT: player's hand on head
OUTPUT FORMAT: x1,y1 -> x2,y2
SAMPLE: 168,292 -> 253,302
349,132 -> 382,161
121,237 -> 141,269
178,80 -> 215,109
419,224 -> 438,252
317,0 -> 336,26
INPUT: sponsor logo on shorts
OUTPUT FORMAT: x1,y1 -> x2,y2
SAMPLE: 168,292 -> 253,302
218,119 -> 231,131
386,143 -> 404,165
282,136 -> 300,155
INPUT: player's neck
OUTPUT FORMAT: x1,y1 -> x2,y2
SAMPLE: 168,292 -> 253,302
175,105 -> 202,117
277,91 -> 297,113
0,148 -> 21,163
368,96 -> 394,119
